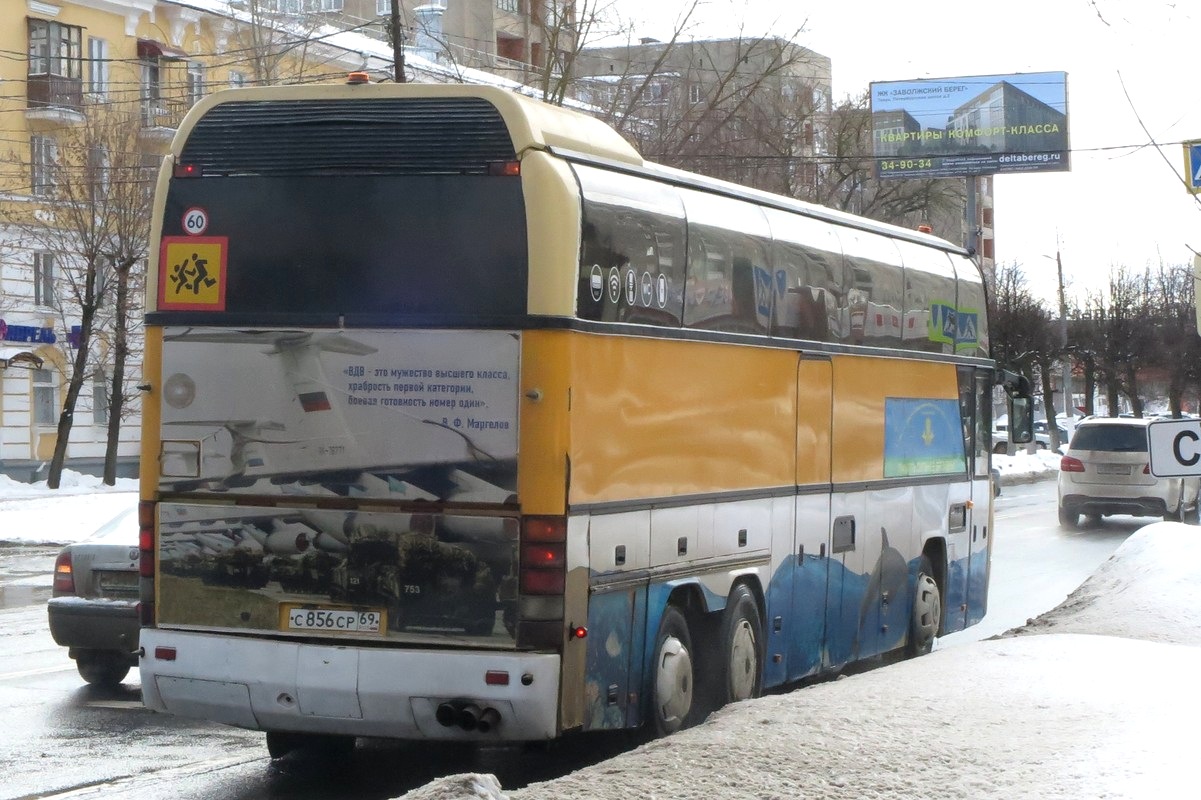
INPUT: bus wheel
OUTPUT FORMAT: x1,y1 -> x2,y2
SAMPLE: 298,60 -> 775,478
651,605 -> 695,736
718,585 -> 763,706
906,556 -> 941,657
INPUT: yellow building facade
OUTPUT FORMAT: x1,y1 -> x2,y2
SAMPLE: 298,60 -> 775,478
0,0 -> 392,479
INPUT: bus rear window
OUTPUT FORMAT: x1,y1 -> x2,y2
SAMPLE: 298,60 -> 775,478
156,175 -> 527,324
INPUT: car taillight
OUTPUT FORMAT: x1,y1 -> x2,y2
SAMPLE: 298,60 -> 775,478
1060,456 -> 1085,473
138,500 -> 156,626
52,550 -> 75,595
517,515 -> 566,649
1143,464 -> 1151,475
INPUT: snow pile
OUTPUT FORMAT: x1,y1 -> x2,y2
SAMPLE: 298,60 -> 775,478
1010,521 -> 1201,645
395,523 -> 1201,800
994,449 -> 1059,483
0,471 -> 136,545
0,469 -> 136,499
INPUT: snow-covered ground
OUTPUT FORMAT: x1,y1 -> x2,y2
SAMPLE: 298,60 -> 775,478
406,520 -> 1201,800
12,459 -> 1196,798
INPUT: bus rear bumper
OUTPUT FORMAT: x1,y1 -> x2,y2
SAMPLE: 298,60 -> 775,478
139,629 -> 562,742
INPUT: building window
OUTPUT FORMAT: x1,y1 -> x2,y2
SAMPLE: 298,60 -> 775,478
228,70 -> 246,88
33,369 -> 57,426
30,135 -> 57,197
263,0 -> 303,13
141,60 -> 162,124
34,252 -> 56,308
88,145 -> 109,196
375,0 -> 389,15
308,0 -> 344,10
689,84 -> 702,104
186,62 -> 205,106
28,19 -> 82,78
497,0 -> 518,12
87,37 -> 108,96
93,370 -> 110,425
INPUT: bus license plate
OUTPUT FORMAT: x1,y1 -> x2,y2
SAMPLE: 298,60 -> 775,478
284,606 -> 385,634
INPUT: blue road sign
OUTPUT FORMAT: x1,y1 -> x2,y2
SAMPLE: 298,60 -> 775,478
1186,141 -> 1201,194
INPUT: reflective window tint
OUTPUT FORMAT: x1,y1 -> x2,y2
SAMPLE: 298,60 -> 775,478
840,229 -> 904,348
895,239 -> 959,355
680,190 -> 772,333
763,207 -> 845,342
575,165 -> 686,326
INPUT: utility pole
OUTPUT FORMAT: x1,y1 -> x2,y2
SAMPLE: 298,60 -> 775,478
1056,248 -> 1071,418
390,0 -> 406,82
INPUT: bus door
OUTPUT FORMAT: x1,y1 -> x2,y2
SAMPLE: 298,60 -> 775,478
946,366 -> 993,631
964,368 -> 994,626
785,355 -> 834,681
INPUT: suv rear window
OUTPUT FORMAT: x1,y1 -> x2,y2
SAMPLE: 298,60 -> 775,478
1070,424 -> 1148,452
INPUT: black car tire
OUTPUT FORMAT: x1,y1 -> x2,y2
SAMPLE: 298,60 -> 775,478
1057,505 -> 1081,528
75,650 -> 131,687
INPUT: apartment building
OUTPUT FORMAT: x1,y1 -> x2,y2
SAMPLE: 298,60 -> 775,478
304,0 -> 574,85
0,0 -> 406,480
573,36 -> 832,196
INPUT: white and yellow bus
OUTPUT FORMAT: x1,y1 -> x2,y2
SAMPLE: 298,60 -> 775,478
137,80 -> 1032,757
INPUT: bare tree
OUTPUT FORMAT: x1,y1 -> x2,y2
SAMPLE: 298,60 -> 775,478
813,93 -> 965,232
1146,261 -> 1201,416
990,261 -> 1055,435
0,103 -> 151,487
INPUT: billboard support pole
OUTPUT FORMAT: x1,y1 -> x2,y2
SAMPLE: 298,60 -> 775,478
964,175 -> 979,255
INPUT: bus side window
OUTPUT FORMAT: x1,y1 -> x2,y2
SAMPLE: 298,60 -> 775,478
763,207 -> 844,344
681,190 -> 771,334
574,165 -> 686,326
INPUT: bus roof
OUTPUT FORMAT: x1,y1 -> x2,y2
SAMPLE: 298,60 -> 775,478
173,82 -> 643,166
172,81 -> 972,260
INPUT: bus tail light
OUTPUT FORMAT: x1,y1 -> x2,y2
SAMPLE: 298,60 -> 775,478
488,160 -> 520,177
517,515 -> 566,649
139,500 -> 157,626
173,163 -> 202,178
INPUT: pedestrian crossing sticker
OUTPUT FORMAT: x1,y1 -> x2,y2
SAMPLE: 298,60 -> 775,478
1184,141 -> 1201,195
159,236 -> 227,311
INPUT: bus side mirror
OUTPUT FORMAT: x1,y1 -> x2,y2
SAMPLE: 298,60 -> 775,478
1009,395 -> 1034,444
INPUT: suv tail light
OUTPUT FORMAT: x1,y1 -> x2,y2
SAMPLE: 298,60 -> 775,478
52,551 -> 75,595
1060,456 -> 1085,473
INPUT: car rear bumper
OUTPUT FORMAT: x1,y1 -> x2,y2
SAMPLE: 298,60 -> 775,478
1059,494 -> 1171,518
139,628 -> 562,742
47,597 -> 140,658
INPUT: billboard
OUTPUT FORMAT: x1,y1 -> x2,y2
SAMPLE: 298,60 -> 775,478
870,71 -> 1069,179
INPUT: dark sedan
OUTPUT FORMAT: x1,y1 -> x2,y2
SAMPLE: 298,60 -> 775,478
47,508 -> 140,686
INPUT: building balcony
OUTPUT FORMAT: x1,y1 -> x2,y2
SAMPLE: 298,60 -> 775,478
26,74 -> 84,126
139,97 -> 191,145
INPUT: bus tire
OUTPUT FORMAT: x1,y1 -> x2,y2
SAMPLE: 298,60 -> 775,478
717,585 -> 763,707
906,556 -> 941,657
650,605 -> 696,736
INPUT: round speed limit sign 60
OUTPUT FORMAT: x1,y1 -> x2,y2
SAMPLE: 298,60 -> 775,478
182,207 -> 209,236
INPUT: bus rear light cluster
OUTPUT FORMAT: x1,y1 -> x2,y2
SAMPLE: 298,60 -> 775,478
138,501 -> 157,626
517,515 -> 566,648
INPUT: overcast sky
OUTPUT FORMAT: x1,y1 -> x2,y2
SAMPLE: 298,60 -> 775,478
614,0 -> 1201,307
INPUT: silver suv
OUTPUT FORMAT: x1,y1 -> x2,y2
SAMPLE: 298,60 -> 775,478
1057,417 -> 1201,527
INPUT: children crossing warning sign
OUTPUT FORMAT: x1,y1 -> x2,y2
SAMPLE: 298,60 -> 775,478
158,236 -> 227,311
